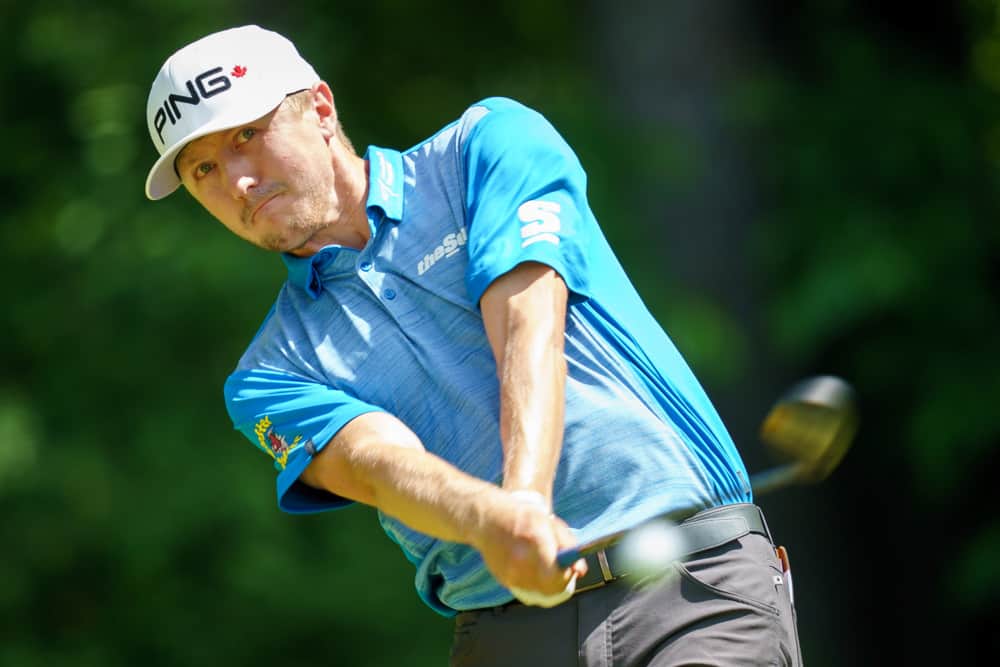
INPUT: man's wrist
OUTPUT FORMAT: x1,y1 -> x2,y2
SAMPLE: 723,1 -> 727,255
507,488 -> 552,511
466,487 -> 551,551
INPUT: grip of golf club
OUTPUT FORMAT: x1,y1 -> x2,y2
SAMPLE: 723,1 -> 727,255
556,547 -> 583,569
555,529 -> 624,569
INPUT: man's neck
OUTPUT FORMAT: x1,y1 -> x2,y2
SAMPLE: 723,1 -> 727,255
287,154 -> 371,257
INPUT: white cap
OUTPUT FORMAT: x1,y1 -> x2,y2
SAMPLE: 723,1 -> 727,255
144,25 -> 320,200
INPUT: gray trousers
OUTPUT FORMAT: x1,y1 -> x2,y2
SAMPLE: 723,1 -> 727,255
450,532 -> 802,666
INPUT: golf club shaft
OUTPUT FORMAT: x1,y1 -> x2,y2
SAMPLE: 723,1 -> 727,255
555,461 -> 801,568
746,461 -> 803,495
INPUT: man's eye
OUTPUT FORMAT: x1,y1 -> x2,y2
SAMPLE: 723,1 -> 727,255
196,162 -> 215,177
237,127 -> 256,143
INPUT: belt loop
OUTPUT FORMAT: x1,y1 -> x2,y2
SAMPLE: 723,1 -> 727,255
754,504 -> 774,544
596,550 -> 614,582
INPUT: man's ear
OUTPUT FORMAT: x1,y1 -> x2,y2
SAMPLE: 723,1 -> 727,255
311,81 -> 338,139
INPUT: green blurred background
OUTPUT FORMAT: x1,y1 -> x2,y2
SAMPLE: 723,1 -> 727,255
2,1 -> 998,665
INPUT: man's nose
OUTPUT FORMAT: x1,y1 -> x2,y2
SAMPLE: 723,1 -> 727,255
221,155 -> 257,197
234,175 -> 257,197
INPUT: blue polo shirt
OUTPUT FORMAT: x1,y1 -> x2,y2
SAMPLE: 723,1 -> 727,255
224,97 -> 751,615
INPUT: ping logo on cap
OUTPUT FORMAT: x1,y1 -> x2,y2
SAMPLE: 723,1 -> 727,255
151,66 -> 235,145
146,26 -> 321,200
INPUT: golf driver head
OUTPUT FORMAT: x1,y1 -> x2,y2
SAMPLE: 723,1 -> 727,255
759,375 -> 859,484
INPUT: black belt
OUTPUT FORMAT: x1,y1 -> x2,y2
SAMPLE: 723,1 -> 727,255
574,503 -> 772,593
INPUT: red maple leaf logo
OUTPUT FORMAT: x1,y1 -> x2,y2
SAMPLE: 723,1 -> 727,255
231,65 -> 247,78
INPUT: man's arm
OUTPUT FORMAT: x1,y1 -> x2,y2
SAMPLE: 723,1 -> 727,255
299,407 -> 584,596
479,261 -> 568,504
477,261 -> 587,600
298,262 -> 582,598
300,411 -> 510,545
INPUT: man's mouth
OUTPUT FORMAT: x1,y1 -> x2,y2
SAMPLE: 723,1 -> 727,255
248,192 -> 281,224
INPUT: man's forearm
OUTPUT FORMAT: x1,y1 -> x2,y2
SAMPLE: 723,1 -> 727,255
358,445 -> 500,546
481,263 -> 570,504
302,412 -> 504,547
497,320 -> 566,501
303,410 -> 582,597
300,364 -> 581,597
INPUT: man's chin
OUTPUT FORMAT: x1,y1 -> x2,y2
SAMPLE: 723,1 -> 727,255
268,233 -> 319,257
255,233 -> 297,254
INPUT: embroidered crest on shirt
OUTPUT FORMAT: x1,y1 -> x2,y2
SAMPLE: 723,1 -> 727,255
253,415 -> 301,469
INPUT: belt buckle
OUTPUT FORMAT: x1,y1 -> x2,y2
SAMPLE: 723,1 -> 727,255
574,549 -> 617,594
597,550 -> 614,581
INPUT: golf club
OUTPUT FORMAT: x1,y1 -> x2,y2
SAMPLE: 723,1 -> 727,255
556,375 -> 859,568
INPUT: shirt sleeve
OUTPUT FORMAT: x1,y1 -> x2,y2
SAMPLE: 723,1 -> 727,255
223,367 -> 385,514
460,97 -> 596,305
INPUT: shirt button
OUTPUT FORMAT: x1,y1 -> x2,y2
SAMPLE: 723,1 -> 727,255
360,261 -> 373,271
383,288 -> 396,300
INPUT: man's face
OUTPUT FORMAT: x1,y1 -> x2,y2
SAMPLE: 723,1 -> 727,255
177,95 -> 342,254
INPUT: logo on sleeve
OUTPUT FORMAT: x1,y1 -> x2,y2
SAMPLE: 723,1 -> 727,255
253,415 -> 302,470
517,200 -> 561,248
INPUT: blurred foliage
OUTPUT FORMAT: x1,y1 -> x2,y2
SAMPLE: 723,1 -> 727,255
737,1 -> 1000,661
1,0 -> 997,665
746,4 -> 999,494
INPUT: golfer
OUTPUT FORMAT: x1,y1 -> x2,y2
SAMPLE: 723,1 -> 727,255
145,24 -> 801,666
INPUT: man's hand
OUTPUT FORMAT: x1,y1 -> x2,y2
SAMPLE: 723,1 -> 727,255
301,412 -> 586,606
473,489 -> 587,606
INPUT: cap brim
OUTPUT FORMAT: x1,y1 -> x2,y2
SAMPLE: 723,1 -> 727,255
143,90 -> 287,200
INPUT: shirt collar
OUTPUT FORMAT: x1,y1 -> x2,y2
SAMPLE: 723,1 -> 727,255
281,147 -> 405,298
283,253 -> 316,296
364,146 -> 404,223
282,249 -> 342,298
